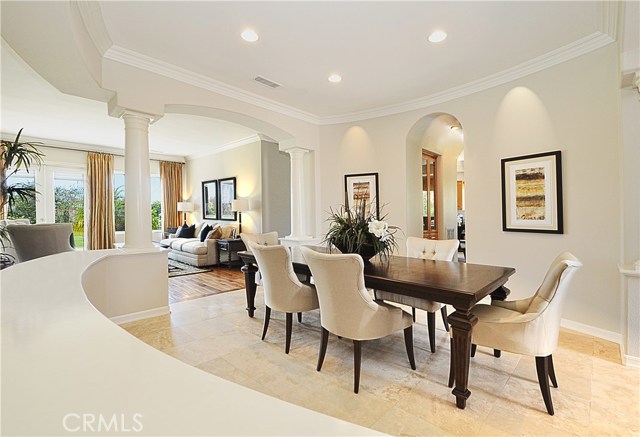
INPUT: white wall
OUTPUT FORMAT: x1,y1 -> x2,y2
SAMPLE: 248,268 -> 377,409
621,87 -> 640,265
318,44 -> 624,335
261,141 -> 291,236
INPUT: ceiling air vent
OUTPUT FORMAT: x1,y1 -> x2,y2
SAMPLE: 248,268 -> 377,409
254,76 -> 281,89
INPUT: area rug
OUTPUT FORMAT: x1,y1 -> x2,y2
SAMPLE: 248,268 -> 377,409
168,259 -> 213,278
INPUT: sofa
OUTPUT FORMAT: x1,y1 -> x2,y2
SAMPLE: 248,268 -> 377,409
1,218 -> 31,264
160,222 -> 237,267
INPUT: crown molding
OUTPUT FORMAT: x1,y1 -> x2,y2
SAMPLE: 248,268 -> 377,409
185,134 -> 263,161
319,31 -> 615,125
103,45 -> 320,125
73,1 -> 112,55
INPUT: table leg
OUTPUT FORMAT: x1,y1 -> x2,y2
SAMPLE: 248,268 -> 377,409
449,307 -> 478,409
490,285 -> 510,302
241,261 -> 258,318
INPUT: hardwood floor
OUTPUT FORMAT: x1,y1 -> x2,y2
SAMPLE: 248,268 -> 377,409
168,266 -> 245,304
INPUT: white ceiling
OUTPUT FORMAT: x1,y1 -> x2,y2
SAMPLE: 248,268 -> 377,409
1,1 -> 638,157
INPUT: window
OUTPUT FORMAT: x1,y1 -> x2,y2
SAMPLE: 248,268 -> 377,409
6,170 -> 36,224
422,150 -> 439,240
113,173 -> 162,231
54,172 -> 85,249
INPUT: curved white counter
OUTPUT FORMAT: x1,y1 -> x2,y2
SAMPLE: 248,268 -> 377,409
1,250 -> 378,436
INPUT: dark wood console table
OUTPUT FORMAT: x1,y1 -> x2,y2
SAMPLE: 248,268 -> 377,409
238,246 -> 515,411
217,239 -> 246,269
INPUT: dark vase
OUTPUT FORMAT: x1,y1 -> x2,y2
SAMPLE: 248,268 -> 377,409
334,242 -> 378,262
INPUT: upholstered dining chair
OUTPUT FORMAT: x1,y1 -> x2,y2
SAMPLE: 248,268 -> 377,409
300,247 -> 416,394
6,223 -> 75,263
375,237 -> 459,353
448,252 -> 582,415
248,242 -> 319,354
240,231 -> 279,252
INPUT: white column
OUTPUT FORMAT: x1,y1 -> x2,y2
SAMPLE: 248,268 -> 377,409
619,262 -> 640,368
122,111 -> 153,249
285,147 -> 312,240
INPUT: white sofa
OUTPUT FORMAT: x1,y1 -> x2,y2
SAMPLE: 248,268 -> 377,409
160,222 -> 237,267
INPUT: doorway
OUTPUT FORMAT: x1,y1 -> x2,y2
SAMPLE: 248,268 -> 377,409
422,150 -> 439,239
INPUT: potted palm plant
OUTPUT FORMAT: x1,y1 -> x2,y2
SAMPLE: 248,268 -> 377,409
0,128 -> 45,266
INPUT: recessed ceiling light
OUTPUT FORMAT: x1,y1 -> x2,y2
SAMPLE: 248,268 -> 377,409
428,30 -> 447,43
241,29 -> 259,42
328,74 -> 342,83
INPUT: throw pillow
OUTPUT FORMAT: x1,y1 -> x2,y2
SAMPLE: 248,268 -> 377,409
206,225 -> 223,240
199,224 -> 213,242
176,224 -> 195,238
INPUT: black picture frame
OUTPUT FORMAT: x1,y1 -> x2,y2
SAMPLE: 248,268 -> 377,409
202,179 -> 218,220
501,150 -> 563,234
344,172 -> 380,219
218,177 -> 237,221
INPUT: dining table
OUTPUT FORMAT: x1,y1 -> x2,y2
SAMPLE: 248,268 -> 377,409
237,246 -> 515,410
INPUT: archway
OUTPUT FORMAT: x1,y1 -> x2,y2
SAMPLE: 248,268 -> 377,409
406,113 -> 465,247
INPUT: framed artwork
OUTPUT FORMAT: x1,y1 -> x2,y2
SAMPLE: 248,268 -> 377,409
218,177 -> 237,221
201,179 -> 218,220
344,172 -> 379,219
501,151 -> 563,234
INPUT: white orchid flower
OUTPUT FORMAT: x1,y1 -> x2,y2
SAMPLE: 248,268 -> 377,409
368,220 -> 388,238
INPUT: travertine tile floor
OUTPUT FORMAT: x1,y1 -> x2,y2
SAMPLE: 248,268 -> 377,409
122,288 -> 640,436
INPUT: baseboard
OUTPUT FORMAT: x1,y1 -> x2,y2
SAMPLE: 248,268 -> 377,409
111,306 -> 170,325
622,354 -> 640,368
560,318 -> 622,344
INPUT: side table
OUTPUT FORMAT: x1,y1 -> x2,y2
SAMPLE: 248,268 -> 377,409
217,238 -> 247,269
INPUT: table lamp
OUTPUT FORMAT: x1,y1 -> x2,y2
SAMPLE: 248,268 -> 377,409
177,201 -> 195,226
231,198 -> 249,235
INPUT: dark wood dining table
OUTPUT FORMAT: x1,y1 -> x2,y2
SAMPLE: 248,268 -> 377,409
237,247 -> 515,410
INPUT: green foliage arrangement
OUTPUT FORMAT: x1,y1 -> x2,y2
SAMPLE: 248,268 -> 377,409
324,198 -> 399,260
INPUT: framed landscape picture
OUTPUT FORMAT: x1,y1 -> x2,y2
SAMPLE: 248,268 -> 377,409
202,180 -> 218,220
501,151 -> 563,234
344,172 -> 379,219
218,177 -> 237,221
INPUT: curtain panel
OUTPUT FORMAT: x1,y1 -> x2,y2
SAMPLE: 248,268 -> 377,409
160,161 -> 183,231
86,152 -> 115,250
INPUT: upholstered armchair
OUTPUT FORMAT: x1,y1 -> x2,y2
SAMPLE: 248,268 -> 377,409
448,252 -> 582,415
6,223 -> 75,263
248,242 -> 319,354
375,237 -> 459,352
301,247 -> 416,393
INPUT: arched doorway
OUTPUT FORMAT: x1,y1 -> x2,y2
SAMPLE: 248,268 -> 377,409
406,113 -> 465,255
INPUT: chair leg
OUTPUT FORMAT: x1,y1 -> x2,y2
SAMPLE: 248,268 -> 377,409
403,326 -> 417,370
494,349 -> 502,357
261,306 -> 271,340
353,340 -> 362,394
317,327 -> 329,371
427,311 -> 436,353
535,355 -> 555,415
471,343 -> 477,357
297,312 -> 302,323
412,307 -> 416,322
548,354 -> 558,388
448,338 -> 455,388
440,306 -> 449,332
285,312 -> 293,354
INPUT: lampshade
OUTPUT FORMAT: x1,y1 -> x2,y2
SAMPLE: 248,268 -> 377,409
177,202 -> 195,212
231,198 -> 250,212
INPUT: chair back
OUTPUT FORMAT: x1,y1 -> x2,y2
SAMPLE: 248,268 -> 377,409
406,237 -> 459,261
525,252 -> 582,315
240,231 -> 279,253
6,223 -> 75,262
248,242 -> 305,310
301,247 -> 378,337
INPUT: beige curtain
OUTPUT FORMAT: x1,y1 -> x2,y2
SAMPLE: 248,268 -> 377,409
86,152 -> 115,250
160,161 -> 183,231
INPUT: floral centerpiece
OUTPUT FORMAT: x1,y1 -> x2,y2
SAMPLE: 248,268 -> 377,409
324,198 -> 399,261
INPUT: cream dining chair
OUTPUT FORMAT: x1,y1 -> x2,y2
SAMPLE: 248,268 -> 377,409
248,242 -> 319,354
448,252 -> 582,415
375,237 -> 459,353
240,231 -> 279,251
301,247 -> 416,394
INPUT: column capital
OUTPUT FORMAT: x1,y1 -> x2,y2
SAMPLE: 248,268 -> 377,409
284,147 -> 310,157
